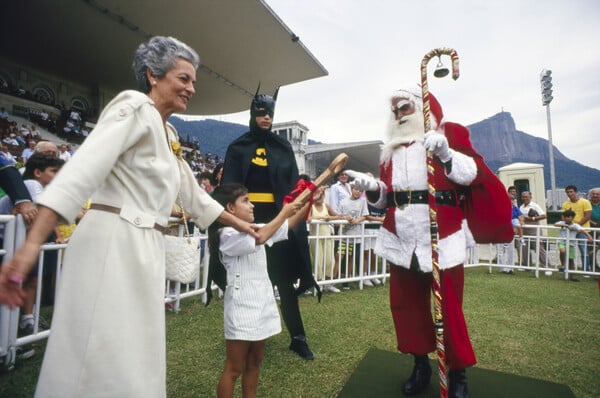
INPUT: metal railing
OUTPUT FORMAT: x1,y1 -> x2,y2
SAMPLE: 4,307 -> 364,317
0,214 -> 68,370
1,217 -> 598,370
469,224 -> 599,279
308,220 -> 388,290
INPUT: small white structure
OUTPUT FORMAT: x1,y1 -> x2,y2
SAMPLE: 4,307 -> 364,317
272,121 -> 309,174
497,162 -> 547,217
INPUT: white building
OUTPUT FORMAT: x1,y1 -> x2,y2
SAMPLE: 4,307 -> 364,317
272,121 -> 309,174
273,120 -> 383,181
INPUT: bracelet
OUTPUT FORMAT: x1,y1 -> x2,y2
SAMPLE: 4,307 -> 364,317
8,274 -> 24,284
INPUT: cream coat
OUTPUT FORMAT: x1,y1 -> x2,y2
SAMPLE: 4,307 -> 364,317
35,90 -> 223,397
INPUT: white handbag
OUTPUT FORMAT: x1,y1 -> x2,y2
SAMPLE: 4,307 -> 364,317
164,234 -> 200,284
164,169 -> 200,284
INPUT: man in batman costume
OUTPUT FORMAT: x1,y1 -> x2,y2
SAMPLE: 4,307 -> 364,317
221,86 -> 320,360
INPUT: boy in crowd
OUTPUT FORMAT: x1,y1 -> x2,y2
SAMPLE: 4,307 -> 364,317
555,209 -> 593,282
338,183 -> 369,289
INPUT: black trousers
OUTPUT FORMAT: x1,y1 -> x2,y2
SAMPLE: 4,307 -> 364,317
266,240 -> 307,338
276,281 -> 305,337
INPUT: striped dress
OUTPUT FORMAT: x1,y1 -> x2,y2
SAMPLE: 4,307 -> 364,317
219,221 -> 288,340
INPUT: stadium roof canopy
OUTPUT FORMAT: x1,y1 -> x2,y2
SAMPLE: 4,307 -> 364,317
1,0 -> 328,115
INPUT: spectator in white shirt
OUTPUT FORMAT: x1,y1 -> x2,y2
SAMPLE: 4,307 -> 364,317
59,144 -> 71,162
21,139 -> 36,164
519,191 -> 549,267
3,134 -> 19,146
1,145 -> 16,165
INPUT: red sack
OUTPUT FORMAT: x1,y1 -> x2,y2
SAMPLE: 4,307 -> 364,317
461,161 -> 514,244
439,120 -> 514,244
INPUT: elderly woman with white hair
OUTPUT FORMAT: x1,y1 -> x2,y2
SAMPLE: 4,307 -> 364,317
0,36 -> 258,397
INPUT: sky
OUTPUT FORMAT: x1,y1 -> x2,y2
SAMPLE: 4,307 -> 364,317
201,0 -> 600,170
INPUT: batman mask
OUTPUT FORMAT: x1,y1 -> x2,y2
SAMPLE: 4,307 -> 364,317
251,94 -> 277,119
249,84 -> 279,132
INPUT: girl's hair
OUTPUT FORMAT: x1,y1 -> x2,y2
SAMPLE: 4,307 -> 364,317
132,36 -> 200,93
210,183 -> 248,209
206,183 -> 249,301
210,163 -> 224,187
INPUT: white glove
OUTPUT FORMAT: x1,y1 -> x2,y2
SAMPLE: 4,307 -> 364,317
345,170 -> 379,191
424,130 -> 452,163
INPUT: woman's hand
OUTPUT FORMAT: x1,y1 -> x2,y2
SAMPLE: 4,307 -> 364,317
1,206 -> 60,307
240,221 -> 260,239
219,210 -> 260,239
0,241 -> 40,307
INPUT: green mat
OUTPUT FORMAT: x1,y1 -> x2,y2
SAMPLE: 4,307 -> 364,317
338,349 -> 575,398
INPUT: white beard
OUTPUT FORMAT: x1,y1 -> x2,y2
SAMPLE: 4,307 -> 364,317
381,110 -> 425,163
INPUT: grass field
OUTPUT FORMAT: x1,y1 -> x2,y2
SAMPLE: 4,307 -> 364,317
1,267 -> 599,397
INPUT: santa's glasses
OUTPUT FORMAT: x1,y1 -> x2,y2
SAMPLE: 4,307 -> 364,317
391,99 -> 414,115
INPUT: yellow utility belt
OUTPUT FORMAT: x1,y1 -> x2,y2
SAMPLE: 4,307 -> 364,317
248,192 -> 275,203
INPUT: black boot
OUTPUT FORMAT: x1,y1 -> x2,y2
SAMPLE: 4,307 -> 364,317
402,355 -> 431,396
449,369 -> 469,398
289,335 -> 314,360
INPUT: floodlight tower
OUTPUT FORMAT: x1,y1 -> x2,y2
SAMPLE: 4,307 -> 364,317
540,69 -> 557,210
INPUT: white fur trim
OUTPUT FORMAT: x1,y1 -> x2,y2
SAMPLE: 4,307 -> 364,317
370,181 -> 388,209
373,141 -> 473,272
445,150 -> 477,185
388,143 -> 428,190
375,218 -> 469,272
463,218 -> 475,248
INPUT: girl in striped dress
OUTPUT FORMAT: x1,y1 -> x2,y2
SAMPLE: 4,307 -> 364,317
209,183 -> 306,398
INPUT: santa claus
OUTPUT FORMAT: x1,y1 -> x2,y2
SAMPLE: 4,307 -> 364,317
348,85 -> 510,398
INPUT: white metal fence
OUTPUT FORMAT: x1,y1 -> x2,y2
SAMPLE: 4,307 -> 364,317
1,217 -> 598,370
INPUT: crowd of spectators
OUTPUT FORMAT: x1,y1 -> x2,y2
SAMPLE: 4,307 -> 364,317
1,103 -> 223,188
1,109 -> 44,163
0,81 -> 97,146
1,81 -> 227,177
177,141 -> 223,176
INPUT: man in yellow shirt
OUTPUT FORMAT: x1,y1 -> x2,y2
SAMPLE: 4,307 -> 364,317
561,185 -> 592,272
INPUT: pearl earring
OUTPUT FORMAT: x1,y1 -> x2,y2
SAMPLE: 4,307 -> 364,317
152,80 -> 157,85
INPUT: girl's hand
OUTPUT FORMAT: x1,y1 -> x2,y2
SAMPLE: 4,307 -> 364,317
282,201 -> 303,218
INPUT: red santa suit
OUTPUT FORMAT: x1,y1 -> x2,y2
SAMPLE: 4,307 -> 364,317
369,89 -> 482,370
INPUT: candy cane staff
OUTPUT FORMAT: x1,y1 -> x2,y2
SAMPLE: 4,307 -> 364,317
420,47 -> 460,398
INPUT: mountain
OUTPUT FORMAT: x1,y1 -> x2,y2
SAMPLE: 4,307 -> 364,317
468,112 -> 600,192
168,117 -> 323,155
168,118 -> 247,157
169,112 -> 600,193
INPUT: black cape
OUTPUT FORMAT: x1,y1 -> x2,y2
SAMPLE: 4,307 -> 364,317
217,129 -> 319,297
